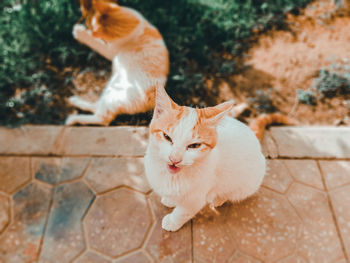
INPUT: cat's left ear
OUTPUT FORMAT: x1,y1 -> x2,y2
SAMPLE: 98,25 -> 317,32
154,86 -> 178,118
202,100 -> 234,124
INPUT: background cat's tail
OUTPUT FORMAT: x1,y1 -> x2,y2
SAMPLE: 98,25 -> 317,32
249,114 -> 297,142
228,102 -> 249,118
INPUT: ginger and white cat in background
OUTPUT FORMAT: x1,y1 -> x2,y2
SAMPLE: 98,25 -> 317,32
65,0 -> 169,125
145,87 -> 293,232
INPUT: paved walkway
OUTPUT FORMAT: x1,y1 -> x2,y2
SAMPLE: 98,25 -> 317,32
0,125 -> 350,263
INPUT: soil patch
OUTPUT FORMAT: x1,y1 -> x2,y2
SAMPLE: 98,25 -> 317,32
71,0 -> 350,126
217,0 -> 350,125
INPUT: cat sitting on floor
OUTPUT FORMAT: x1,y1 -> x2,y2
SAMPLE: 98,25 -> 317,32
144,87 -> 268,232
65,0 -> 169,125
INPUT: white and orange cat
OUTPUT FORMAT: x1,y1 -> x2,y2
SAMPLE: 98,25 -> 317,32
144,87 -> 271,232
66,0 -> 169,125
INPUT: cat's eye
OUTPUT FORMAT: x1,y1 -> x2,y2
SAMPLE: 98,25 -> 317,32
187,143 -> 202,149
163,132 -> 172,143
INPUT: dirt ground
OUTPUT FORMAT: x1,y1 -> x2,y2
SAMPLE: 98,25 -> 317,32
71,0 -> 350,126
218,0 -> 350,125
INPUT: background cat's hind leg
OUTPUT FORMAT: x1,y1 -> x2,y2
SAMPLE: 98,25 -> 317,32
68,95 -> 96,113
65,113 -> 110,126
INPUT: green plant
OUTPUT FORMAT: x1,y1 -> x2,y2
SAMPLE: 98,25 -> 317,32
248,89 -> 276,113
297,89 -> 317,105
0,0 -> 312,126
298,63 -> 350,105
0,0 -> 109,126
313,68 -> 350,97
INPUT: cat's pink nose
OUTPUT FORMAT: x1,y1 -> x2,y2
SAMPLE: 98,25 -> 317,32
169,157 -> 182,165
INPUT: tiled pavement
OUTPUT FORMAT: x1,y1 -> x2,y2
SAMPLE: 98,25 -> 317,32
0,125 -> 350,263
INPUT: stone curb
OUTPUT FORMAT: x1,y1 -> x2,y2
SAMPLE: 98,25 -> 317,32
270,126 -> 350,159
0,125 -> 349,158
0,126 -> 148,157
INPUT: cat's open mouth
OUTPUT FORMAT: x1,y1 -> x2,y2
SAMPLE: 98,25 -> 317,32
168,164 -> 181,174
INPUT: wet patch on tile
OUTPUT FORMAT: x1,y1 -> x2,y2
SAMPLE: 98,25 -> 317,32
39,181 -> 95,262
84,158 -> 150,194
33,157 -> 89,185
0,182 -> 52,262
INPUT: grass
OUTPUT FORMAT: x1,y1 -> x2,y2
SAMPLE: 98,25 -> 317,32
0,0 -> 311,126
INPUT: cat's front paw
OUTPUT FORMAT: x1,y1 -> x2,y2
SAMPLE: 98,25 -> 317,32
162,214 -> 183,232
68,95 -> 81,107
72,24 -> 91,42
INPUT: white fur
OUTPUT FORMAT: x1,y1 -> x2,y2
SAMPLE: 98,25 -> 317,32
66,7 -> 168,126
144,114 -> 266,231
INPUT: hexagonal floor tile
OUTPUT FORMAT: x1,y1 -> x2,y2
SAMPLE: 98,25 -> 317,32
263,160 -> 293,194
0,157 -> 31,194
319,161 -> 350,190
0,193 -> 10,234
32,157 -> 90,185
223,188 -> 301,262
75,250 -> 112,263
287,183 -> 345,262
229,251 -> 261,263
284,160 -> 324,190
84,188 -> 151,259
193,205 -> 237,262
0,182 -> 52,262
329,184 -> 350,259
115,251 -> 152,263
39,181 -> 95,262
145,193 -> 192,263
84,158 -> 150,194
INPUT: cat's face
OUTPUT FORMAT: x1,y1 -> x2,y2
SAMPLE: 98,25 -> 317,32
150,87 -> 233,174
82,1 -> 140,42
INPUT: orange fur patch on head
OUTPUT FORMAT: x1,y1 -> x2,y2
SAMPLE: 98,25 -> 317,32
91,2 -> 140,41
192,101 -> 234,149
80,0 -> 114,29
150,105 -> 189,140
193,109 -> 218,149
151,87 -> 188,138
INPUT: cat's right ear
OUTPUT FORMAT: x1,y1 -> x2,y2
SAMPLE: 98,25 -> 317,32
154,87 -> 177,118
